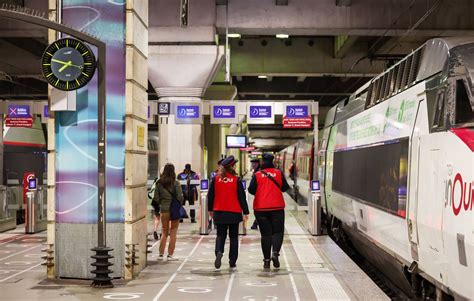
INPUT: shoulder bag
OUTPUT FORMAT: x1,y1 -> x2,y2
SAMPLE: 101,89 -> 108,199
260,170 -> 282,190
166,185 -> 189,220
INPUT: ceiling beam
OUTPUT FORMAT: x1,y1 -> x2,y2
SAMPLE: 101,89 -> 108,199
334,35 -> 358,59
233,72 -> 378,78
239,92 -> 352,96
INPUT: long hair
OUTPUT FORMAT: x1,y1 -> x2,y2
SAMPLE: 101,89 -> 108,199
217,164 -> 236,179
158,163 -> 176,190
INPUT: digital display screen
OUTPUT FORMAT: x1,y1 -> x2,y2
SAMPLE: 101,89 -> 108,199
311,180 -> 320,191
241,180 -> 247,190
200,179 -> 209,191
226,135 -> 247,149
28,178 -> 37,190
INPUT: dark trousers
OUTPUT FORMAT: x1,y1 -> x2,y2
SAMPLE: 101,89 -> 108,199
184,197 -> 195,219
215,223 -> 239,265
255,210 -> 285,260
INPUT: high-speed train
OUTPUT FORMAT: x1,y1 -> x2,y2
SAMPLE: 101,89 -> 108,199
278,38 -> 474,300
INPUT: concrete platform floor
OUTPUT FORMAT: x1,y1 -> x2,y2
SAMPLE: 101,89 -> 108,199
0,195 -> 389,300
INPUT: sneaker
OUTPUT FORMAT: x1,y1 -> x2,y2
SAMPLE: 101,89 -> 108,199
215,251 -> 223,269
271,253 -> 280,269
167,255 -> 178,261
229,265 -> 237,272
179,219 -> 184,223
263,259 -> 271,270
153,231 -> 159,240
158,254 -> 164,261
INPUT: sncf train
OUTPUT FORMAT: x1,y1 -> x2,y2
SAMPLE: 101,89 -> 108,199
278,38 -> 474,300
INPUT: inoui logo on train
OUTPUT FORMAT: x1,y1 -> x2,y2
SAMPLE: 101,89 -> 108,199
446,173 -> 474,216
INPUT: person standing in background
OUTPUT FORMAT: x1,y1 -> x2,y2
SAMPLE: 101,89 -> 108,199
177,163 -> 200,223
208,156 -> 249,271
248,154 -> 289,270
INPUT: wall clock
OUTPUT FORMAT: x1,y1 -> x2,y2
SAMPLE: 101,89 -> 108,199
41,38 -> 96,91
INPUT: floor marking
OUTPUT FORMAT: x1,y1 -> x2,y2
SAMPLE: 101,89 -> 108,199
285,210 -> 350,300
0,245 -> 41,261
0,234 -> 26,246
282,246 -> 300,301
153,236 -> 204,301
0,263 -> 41,283
224,236 -> 242,301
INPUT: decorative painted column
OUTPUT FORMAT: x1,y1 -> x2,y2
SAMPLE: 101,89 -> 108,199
47,0 -> 148,280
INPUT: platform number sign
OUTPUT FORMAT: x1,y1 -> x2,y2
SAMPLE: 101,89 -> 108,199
41,38 -> 96,91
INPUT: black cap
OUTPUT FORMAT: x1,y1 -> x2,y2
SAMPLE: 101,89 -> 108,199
217,158 -> 224,165
262,154 -> 274,162
221,155 -> 238,167
185,163 -> 191,170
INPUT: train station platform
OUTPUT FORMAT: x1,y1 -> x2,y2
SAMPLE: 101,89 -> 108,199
0,195 -> 389,301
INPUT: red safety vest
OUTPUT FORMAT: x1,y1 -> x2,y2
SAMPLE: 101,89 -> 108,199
213,174 -> 242,213
253,168 -> 285,211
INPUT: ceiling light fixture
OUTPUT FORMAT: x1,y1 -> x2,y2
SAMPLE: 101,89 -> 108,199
227,33 -> 241,38
258,75 -> 268,79
276,34 -> 289,39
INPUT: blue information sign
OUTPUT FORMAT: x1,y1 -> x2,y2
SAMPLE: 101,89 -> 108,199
44,105 -> 49,118
213,105 -> 236,118
249,105 -> 272,118
176,105 -> 200,119
8,105 -> 30,118
286,105 -> 309,118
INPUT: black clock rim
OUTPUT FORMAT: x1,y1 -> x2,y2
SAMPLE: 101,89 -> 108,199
41,38 -> 97,91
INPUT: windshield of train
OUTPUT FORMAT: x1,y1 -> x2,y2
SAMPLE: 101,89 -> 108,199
452,44 -> 474,126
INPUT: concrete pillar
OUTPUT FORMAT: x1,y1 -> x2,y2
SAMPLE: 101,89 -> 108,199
158,98 -> 203,177
124,0 -> 149,279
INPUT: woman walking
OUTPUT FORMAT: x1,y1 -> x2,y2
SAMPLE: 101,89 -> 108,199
153,163 -> 183,261
248,154 -> 289,270
208,156 -> 249,270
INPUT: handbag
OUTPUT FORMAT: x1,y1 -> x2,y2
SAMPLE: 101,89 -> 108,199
166,186 -> 188,220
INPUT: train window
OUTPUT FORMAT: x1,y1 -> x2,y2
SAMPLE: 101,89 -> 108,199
455,80 -> 474,125
409,49 -> 423,84
396,60 -> 405,92
402,56 -> 412,89
433,90 -> 446,130
332,139 -> 409,217
366,84 -> 374,108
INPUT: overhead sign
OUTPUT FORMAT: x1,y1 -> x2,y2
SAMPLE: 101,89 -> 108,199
8,105 -> 31,118
283,117 -> 312,128
239,146 -> 256,151
247,103 -> 274,124
283,103 -> 312,128
286,105 -> 309,118
5,117 -> 33,128
210,102 -> 238,124
174,103 -> 202,124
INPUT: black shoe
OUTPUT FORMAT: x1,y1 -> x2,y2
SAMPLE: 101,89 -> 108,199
215,252 -> 223,269
179,219 -> 183,223
263,259 -> 271,270
272,253 -> 280,268
153,231 -> 159,240
229,262 -> 236,268
191,219 -> 197,223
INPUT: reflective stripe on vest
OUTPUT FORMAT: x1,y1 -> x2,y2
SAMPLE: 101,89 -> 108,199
213,174 -> 242,213
253,168 -> 285,210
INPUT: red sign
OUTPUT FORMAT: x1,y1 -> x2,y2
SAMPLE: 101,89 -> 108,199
240,146 -> 256,151
5,117 -> 33,128
23,172 -> 35,204
283,117 -> 312,128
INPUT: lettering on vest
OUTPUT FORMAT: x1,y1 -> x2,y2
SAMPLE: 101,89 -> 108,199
218,177 -> 234,183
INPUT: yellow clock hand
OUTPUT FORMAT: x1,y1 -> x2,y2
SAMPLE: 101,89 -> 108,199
58,61 -> 72,72
51,58 -> 69,65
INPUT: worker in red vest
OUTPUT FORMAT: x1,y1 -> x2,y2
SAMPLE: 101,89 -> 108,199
248,153 -> 289,270
208,155 -> 249,270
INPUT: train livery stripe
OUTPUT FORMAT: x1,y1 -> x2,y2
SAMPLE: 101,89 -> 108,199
3,141 -> 47,148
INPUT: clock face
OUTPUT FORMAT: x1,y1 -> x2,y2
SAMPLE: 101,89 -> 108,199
41,38 -> 96,91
